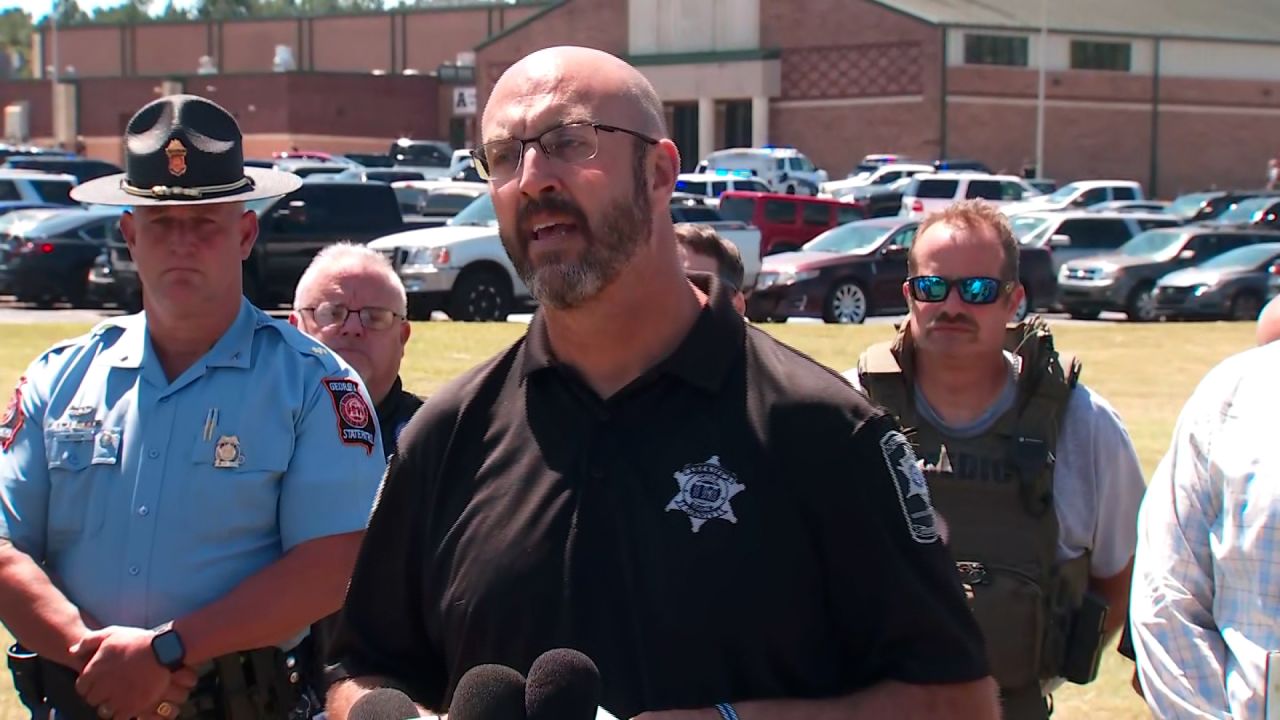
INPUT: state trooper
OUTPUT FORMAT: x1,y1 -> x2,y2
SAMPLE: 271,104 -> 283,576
846,200 -> 1146,720
0,95 -> 387,720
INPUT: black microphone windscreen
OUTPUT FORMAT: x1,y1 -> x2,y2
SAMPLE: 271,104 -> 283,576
349,688 -> 419,720
450,664 -> 528,720
525,648 -> 601,720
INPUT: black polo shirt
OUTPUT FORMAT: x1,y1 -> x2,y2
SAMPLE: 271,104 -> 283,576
375,376 -> 423,459
330,280 -> 988,718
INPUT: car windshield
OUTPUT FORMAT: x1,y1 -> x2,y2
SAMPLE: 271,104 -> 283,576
1216,197 -> 1273,224
1117,229 -> 1185,258
1011,216 -> 1051,243
1045,182 -> 1085,203
1197,243 -> 1280,270
1169,192 -> 1215,218
448,194 -> 497,227
803,222 -> 890,254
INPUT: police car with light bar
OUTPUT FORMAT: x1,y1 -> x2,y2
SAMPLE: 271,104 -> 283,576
695,147 -> 828,197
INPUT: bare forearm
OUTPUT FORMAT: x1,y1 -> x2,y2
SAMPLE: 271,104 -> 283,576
0,542 -> 96,668
327,677 -> 433,720
175,532 -> 363,665
732,678 -> 1000,720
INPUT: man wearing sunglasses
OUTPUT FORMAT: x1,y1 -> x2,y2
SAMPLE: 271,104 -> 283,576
849,200 -> 1145,719
326,46 -> 998,720
291,243 -> 422,460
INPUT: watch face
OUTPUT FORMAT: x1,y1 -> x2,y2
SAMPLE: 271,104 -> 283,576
153,631 -> 184,666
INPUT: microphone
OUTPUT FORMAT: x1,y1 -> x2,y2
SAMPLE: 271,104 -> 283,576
450,664 -> 528,720
525,648 -> 601,720
349,688 -> 420,720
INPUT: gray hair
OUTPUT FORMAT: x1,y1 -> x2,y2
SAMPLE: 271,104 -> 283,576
293,242 -> 407,315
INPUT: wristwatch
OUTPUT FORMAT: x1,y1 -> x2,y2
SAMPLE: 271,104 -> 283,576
150,622 -> 186,671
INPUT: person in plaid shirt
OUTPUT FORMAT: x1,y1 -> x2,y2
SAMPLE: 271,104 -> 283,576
1131,339 -> 1280,718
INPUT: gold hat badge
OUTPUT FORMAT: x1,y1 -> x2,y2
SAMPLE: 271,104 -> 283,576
165,138 -> 188,177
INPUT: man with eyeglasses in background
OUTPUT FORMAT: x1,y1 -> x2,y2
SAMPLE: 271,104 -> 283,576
846,200 -> 1146,720
291,242 -> 422,461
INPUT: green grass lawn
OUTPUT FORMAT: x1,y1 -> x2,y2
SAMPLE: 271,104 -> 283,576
0,318 -> 1260,719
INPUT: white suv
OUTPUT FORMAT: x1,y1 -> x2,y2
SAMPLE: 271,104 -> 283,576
696,147 -> 829,196
820,163 -> 935,200
901,173 -> 1040,218
1001,180 -> 1145,216
675,172 -> 771,200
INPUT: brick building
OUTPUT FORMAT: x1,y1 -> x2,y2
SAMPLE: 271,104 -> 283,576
13,0 -> 1280,196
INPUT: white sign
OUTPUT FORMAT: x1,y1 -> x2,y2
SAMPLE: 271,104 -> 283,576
453,87 -> 477,116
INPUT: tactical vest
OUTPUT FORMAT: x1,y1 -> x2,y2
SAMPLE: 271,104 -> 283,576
857,318 -> 1090,703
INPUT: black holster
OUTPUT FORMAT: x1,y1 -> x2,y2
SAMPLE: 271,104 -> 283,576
7,644 -> 48,720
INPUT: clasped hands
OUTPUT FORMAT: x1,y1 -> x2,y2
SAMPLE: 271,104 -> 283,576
70,626 -> 196,720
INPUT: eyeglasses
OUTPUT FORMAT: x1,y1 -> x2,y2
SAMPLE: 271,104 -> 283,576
907,276 -> 1014,305
471,122 -> 659,181
299,303 -> 402,331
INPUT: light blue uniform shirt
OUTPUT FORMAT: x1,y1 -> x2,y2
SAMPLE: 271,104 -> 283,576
0,298 -> 387,629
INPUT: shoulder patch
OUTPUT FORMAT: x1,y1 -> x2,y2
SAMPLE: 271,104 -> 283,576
0,377 -> 27,452
879,430 -> 940,544
322,377 -> 375,455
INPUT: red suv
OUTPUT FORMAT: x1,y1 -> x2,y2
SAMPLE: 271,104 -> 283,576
718,191 -> 867,256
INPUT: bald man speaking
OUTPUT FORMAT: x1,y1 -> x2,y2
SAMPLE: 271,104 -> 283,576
325,46 -> 996,720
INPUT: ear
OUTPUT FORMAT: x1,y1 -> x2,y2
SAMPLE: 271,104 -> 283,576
901,280 -> 911,304
651,138 -> 681,195
120,211 -> 137,253
239,209 -> 259,260
1007,281 -> 1026,320
400,318 -> 411,348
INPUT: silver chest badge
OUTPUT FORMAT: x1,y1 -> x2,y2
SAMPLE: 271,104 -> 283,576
666,455 -> 745,533
214,435 -> 243,469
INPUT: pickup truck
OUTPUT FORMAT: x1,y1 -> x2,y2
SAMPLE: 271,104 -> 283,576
368,193 -> 763,321
103,179 -> 433,311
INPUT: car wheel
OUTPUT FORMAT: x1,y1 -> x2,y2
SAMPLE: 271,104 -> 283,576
823,281 -> 868,324
1230,291 -> 1263,321
784,184 -> 797,195
1125,283 -> 1158,322
1068,308 -> 1101,320
447,268 -> 511,322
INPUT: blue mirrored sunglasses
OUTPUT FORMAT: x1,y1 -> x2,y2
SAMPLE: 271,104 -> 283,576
907,275 -> 1012,305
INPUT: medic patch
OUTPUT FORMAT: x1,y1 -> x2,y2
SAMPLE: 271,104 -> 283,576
879,431 -> 940,544
0,377 -> 26,453
322,377 -> 375,455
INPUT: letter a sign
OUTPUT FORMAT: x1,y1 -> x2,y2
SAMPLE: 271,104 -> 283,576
453,87 -> 477,117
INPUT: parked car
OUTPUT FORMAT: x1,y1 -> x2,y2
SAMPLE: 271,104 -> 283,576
368,194 -> 762,322
820,163 -> 934,200
696,147 -> 829,196
340,153 -> 395,168
110,181 -> 436,310
1057,227 -> 1278,321
1027,178 -> 1058,194
933,158 -> 992,173
746,217 -> 1055,324
0,170 -> 78,205
675,172 -> 770,199
1001,180 -> 1145,216
390,138 -> 452,167
1011,211 -> 1180,274
846,177 -> 915,218
332,168 -> 431,184
2,156 -> 122,183
0,207 -> 124,307
1154,242 -> 1280,320
901,173 -> 1039,219
0,200 -> 65,217
1087,200 -> 1170,214
1168,190 -> 1276,223
717,191 -> 867,255
393,181 -> 488,227
1209,195 -> 1280,230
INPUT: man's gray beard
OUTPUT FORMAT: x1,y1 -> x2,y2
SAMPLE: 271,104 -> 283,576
509,195 -> 652,311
